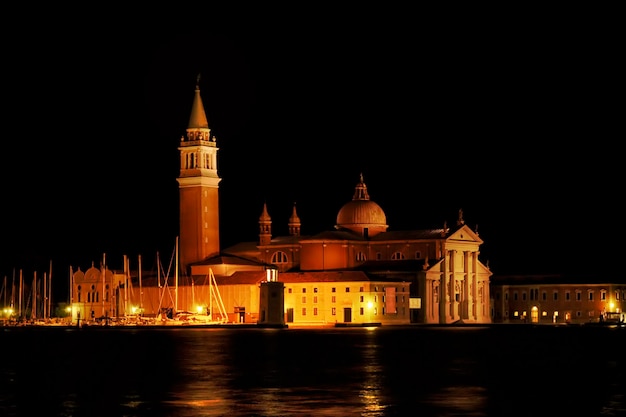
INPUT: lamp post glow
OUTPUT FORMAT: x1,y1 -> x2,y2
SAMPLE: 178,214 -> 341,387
3,308 -> 14,324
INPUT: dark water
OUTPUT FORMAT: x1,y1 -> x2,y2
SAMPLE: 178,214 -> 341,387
1,325 -> 625,417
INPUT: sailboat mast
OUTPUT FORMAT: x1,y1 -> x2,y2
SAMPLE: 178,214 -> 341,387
10,270 -> 15,313
68,266 -> 72,305
42,272 -> 47,321
156,251 -> 161,314
175,236 -> 179,314
48,260 -> 52,320
69,266 -> 73,323
102,253 -> 106,319
31,271 -> 36,320
138,254 -> 143,314
2,275 -> 6,316
124,255 -> 129,317
19,269 -> 23,320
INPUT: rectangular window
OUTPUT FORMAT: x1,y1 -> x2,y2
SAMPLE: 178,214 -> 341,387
288,288 -> 292,294
359,287 -> 364,292
360,307 -> 364,315
576,292 -> 581,301
302,288 -> 306,293
313,308 -> 318,316
346,287 -> 350,293
331,296 -> 336,303
302,296 -> 306,303
553,292 -> 558,301
331,307 -> 336,316
360,296 -> 364,302
542,292 -> 547,301
589,292 -> 594,301
566,291 -> 570,301
302,308 -> 306,316
601,292 -> 606,300
313,296 -> 318,304
314,288 -> 318,293
332,287 -> 336,293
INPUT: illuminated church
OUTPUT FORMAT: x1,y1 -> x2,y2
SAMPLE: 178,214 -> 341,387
70,79 -> 493,326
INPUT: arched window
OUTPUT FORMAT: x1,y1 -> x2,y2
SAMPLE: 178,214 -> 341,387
271,251 -> 288,264
356,252 -> 366,262
391,252 -> 405,260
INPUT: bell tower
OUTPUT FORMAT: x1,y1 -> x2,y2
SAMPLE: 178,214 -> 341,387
177,75 -> 221,271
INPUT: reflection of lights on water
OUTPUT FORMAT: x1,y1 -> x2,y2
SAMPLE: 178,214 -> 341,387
360,332 -> 385,415
360,364 -> 385,415
424,386 -> 487,411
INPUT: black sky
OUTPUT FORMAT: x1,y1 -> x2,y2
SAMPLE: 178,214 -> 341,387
1,9 -> 622,293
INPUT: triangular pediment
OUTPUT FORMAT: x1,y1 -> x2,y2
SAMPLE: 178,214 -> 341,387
447,224 -> 483,244
423,254 -> 491,276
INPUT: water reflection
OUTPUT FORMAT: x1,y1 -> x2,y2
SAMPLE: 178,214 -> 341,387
359,329 -> 385,416
425,386 -> 487,416
1,325 -> 625,416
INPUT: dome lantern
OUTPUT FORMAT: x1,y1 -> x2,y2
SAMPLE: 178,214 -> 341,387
335,174 -> 388,238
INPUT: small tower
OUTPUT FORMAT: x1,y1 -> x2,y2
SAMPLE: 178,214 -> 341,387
259,202 -> 272,245
258,268 -> 286,328
288,202 -> 301,237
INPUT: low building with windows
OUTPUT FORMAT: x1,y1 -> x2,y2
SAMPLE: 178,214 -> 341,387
491,273 -> 626,325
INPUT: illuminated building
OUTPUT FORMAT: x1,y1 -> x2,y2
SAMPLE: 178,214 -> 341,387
491,274 -> 626,325
178,79 -> 492,326
70,79 -> 493,326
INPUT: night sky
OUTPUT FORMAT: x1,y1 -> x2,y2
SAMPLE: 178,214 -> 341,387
0,11 -> 622,297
